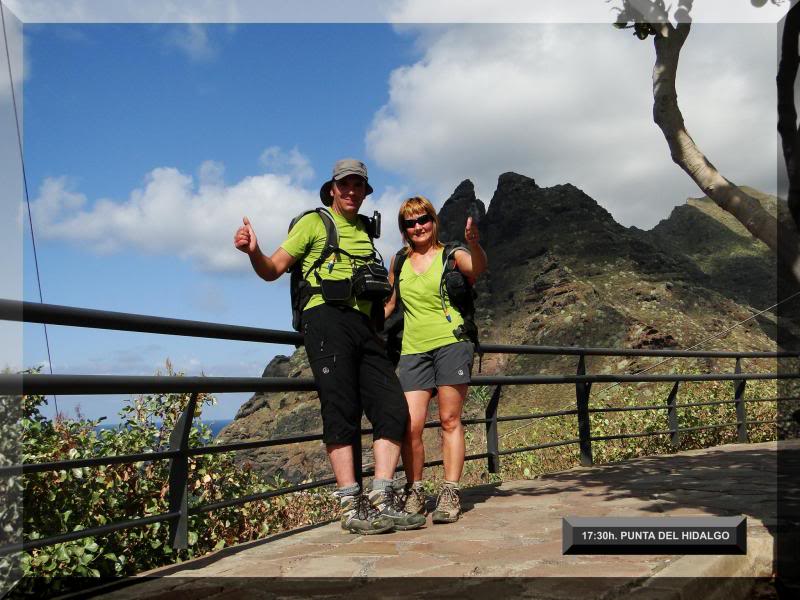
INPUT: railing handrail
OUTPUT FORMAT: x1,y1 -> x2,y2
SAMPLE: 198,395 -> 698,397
1,371 -> 795,396
0,298 -> 304,346
1,298 -> 796,358
3,297 -> 797,557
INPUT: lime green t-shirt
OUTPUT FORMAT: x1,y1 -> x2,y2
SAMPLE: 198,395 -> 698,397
399,247 -> 465,355
280,210 -> 374,316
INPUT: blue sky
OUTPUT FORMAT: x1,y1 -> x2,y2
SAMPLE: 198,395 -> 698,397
20,23 -> 416,421
3,4 -> 784,422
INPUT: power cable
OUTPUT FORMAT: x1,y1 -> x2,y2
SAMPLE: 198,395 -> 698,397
1,1 -> 59,416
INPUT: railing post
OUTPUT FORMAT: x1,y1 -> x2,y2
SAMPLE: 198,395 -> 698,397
484,385 -> 502,474
734,358 -> 748,443
666,381 -> 681,448
576,355 -> 593,467
168,392 -> 198,550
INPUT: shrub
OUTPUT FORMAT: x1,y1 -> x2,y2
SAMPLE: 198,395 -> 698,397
19,364 -> 338,584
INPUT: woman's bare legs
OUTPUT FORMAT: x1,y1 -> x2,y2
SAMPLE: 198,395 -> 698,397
402,389 -> 433,482
437,384 -> 468,482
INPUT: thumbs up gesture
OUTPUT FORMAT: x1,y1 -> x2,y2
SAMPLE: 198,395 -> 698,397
234,216 -> 258,255
465,216 -> 480,246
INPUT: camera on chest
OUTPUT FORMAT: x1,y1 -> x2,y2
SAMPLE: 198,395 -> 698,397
351,261 -> 392,302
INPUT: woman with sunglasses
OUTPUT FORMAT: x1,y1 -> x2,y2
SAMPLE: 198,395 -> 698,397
384,196 -> 487,523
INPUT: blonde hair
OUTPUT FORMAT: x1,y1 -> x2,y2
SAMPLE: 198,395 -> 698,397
398,195 -> 443,253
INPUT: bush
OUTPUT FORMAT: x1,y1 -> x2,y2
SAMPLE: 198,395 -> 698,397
19,364 -> 339,583
0,368 -> 23,594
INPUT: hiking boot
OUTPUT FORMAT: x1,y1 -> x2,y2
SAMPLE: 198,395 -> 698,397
403,484 -> 428,516
368,486 -> 426,531
431,485 -> 461,524
339,493 -> 395,535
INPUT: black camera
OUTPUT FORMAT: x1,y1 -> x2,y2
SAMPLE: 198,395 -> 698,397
352,262 -> 392,302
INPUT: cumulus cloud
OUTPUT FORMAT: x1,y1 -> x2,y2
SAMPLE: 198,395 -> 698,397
6,1 -> 787,24
30,148 -> 320,272
361,185 -> 410,260
366,23 -> 778,228
384,0 -> 788,24
259,146 -> 315,184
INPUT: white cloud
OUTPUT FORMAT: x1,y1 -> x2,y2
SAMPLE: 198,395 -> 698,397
4,1 -> 789,24
259,146 -> 315,184
385,0 -> 790,24
164,24 -> 216,61
30,148 -> 320,272
361,185 -> 410,260
366,23 -> 778,228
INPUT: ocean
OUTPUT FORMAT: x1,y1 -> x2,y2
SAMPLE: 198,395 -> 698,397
96,419 -> 233,438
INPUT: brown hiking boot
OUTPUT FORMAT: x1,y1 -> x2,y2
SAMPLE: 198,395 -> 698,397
431,485 -> 461,524
339,493 -> 394,535
368,487 -> 426,531
403,484 -> 428,516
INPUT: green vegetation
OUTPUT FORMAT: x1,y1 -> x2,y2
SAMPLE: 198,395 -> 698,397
14,365 -> 338,584
5,364 -> 786,585
1,369 -> 23,592
497,370 -> 781,481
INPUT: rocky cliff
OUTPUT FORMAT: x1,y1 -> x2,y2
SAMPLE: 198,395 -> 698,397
217,173 -> 787,483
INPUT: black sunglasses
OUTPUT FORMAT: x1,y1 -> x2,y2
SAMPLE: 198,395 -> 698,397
403,213 -> 433,228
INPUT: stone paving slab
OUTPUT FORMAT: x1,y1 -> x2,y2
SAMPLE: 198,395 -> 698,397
92,440 -> 798,599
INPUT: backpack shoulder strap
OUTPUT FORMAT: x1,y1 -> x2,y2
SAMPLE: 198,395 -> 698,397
391,248 -> 408,309
442,241 -> 467,272
291,208 -> 339,277
315,207 -> 338,253
393,248 -> 407,280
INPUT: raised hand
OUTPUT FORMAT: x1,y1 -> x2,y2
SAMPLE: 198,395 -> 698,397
464,216 -> 480,246
234,216 -> 258,254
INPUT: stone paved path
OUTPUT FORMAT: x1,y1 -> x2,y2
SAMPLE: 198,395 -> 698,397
95,440 -> 798,599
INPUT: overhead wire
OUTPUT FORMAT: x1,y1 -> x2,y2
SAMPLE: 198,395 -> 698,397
1,0 -> 59,416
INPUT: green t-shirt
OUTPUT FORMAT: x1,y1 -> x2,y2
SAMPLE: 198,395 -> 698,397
281,210 -> 374,316
399,247 -> 465,355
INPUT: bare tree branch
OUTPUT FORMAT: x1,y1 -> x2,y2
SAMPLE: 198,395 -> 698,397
622,0 -> 800,284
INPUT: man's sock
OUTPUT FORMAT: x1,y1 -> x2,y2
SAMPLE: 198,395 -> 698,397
443,480 -> 460,489
334,483 -> 360,505
371,478 -> 393,493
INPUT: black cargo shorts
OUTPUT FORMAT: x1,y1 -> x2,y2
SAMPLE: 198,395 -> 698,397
302,303 -> 408,445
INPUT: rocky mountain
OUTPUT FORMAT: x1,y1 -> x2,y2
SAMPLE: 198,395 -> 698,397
217,173 -> 789,484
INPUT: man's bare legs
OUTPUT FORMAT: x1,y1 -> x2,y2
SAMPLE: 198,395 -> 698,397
373,438 -> 402,480
327,444 -> 356,488
327,438 -> 403,487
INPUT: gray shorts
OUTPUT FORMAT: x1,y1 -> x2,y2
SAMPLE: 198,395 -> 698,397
398,341 -> 475,392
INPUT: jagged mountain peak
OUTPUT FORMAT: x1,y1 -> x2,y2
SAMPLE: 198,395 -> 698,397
218,175 -> 781,484
437,178 -> 487,244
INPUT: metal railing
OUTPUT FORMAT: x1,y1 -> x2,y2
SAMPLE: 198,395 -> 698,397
0,298 -> 797,556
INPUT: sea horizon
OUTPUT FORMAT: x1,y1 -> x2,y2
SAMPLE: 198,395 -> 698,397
96,419 -> 233,439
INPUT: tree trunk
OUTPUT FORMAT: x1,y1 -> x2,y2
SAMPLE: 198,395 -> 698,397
777,0 -> 800,229
645,20 -> 800,284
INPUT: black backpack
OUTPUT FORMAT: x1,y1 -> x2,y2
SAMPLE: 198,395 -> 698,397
287,208 -> 382,332
384,242 -> 479,364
